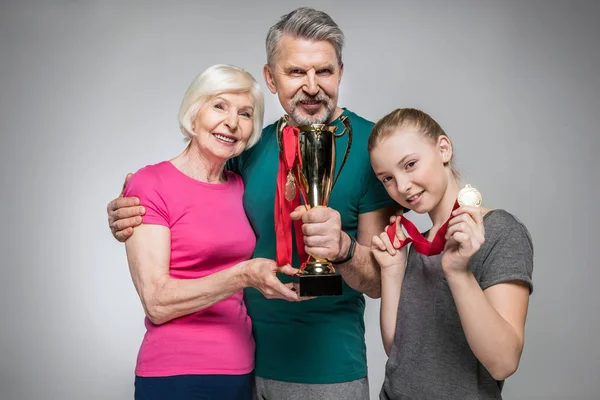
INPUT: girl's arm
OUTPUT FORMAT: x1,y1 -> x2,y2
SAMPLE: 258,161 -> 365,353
445,272 -> 530,380
125,224 -> 299,325
371,217 -> 408,356
380,266 -> 406,355
443,206 -> 531,380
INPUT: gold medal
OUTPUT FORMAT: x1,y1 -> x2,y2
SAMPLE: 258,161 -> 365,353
284,170 -> 297,201
458,184 -> 482,207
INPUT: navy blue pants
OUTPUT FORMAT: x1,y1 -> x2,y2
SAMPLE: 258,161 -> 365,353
134,373 -> 253,400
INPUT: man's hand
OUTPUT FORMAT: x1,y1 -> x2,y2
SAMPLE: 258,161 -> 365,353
290,205 -> 349,261
107,173 -> 145,242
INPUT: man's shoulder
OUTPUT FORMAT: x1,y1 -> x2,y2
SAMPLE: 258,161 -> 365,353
262,120 -> 279,132
228,121 -> 278,173
343,109 -> 375,129
254,120 -> 278,149
341,109 -> 376,143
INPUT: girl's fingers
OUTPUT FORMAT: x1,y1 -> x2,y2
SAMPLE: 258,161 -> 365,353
393,218 -> 407,248
372,235 -> 387,252
379,232 -> 397,255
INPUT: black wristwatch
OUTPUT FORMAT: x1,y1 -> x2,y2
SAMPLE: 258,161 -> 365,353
332,234 -> 357,265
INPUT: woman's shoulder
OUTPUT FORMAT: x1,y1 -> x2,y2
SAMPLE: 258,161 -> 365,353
132,161 -> 172,178
125,161 -> 173,195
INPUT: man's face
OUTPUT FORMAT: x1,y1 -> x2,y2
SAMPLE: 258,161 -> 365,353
264,35 -> 343,126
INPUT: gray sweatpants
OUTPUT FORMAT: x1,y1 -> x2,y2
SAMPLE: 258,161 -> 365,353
253,376 -> 369,400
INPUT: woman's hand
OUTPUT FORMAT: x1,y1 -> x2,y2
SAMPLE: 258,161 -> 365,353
241,258 -> 300,302
371,216 -> 408,271
442,206 -> 485,276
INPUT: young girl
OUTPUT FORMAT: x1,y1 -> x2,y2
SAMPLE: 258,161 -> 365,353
368,108 -> 533,400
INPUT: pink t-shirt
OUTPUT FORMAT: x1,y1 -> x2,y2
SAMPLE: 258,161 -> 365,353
123,161 -> 256,377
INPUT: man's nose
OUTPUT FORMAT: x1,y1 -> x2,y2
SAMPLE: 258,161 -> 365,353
303,70 -> 319,96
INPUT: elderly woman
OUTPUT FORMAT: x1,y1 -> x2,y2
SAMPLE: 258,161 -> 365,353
123,64 -> 299,400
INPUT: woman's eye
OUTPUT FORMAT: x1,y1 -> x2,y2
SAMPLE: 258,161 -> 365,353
240,112 -> 252,118
406,161 -> 416,169
214,103 -> 225,110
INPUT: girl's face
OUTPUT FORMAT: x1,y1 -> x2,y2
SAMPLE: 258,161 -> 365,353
370,126 -> 453,214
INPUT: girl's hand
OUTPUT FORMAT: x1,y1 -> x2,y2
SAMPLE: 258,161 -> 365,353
371,217 -> 408,271
442,206 -> 485,276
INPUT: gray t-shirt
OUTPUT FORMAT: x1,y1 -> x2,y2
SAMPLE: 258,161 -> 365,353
380,209 -> 534,400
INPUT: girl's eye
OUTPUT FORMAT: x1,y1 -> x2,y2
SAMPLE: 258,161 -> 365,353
382,176 -> 392,184
406,161 -> 417,169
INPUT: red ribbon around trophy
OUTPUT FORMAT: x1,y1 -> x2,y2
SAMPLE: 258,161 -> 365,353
386,201 -> 460,256
274,126 -> 308,266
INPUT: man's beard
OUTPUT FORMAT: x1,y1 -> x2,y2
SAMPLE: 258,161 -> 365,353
289,93 -> 335,126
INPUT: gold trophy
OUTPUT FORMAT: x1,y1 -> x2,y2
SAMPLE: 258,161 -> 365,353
277,115 -> 353,297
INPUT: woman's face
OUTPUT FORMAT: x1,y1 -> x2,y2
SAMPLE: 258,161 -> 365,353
192,92 -> 255,162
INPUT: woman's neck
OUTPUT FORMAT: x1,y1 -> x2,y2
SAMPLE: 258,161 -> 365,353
171,142 -> 226,184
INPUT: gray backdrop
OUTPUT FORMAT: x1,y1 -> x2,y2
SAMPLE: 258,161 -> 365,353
1,1 -> 598,399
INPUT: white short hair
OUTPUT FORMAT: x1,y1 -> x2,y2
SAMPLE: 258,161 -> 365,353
178,64 -> 264,148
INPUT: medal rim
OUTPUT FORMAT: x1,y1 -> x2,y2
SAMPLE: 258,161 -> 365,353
458,185 -> 482,207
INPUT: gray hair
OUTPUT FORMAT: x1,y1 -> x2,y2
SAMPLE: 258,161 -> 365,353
266,7 -> 345,66
178,64 -> 264,149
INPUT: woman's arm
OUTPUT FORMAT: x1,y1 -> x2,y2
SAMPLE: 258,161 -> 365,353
445,273 -> 530,380
125,224 -> 299,325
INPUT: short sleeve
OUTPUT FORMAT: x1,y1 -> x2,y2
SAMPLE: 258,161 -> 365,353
123,167 -> 169,227
478,210 -> 534,293
357,162 -> 398,214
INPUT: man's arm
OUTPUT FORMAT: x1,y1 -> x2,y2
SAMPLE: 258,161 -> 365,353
336,206 -> 399,298
292,205 -> 401,298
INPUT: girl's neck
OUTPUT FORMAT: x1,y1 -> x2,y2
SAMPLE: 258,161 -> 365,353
427,178 -> 460,239
171,142 -> 226,184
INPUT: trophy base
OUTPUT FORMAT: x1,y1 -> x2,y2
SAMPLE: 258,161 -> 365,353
293,268 -> 343,297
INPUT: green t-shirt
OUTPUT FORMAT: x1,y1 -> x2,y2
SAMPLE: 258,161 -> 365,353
228,109 -> 396,383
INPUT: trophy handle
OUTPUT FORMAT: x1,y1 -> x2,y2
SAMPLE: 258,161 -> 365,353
332,115 -> 353,190
275,115 -> 289,152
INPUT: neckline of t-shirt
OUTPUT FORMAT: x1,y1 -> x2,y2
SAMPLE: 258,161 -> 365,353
163,161 -> 232,190
275,108 -> 351,130
331,108 -> 351,126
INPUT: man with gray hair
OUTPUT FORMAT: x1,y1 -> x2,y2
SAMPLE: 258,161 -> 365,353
107,7 -> 398,399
